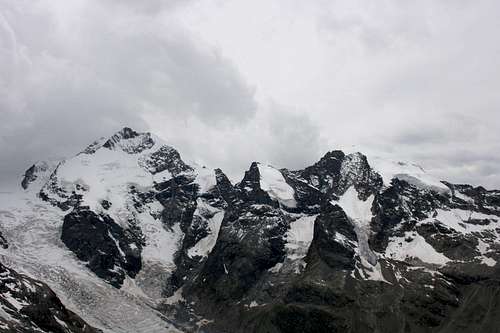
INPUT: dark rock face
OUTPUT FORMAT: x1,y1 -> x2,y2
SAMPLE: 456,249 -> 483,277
154,175 -> 202,295
306,204 -> 357,270
417,222 -> 480,261
0,262 -> 101,333
281,169 -> 328,214
189,204 -> 288,302
157,151 -> 500,333
0,231 -> 7,249
21,161 -> 57,190
438,281 -> 500,332
61,209 -> 143,288
211,168 -> 240,206
369,178 -> 448,252
299,150 -> 345,197
155,175 -> 199,229
21,164 -> 38,190
140,145 -> 194,175
180,164 -> 288,304
166,164 -> 297,302
297,151 -> 383,200
236,162 -> 277,206
211,264 -> 462,333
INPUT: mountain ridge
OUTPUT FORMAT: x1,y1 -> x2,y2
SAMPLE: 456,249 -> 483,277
1,127 -> 499,333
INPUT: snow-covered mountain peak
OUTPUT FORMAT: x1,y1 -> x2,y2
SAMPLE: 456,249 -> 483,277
37,127 -> 216,217
79,127 -> 159,155
368,156 -> 450,193
101,127 -> 156,154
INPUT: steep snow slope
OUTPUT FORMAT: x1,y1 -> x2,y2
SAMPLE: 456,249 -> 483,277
0,189 -> 182,333
258,163 -> 297,208
187,198 -> 225,258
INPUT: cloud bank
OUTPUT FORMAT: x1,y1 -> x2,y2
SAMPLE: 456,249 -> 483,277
1,0 -> 499,189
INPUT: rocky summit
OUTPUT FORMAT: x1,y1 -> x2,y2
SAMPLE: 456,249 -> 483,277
1,127 -> 500,333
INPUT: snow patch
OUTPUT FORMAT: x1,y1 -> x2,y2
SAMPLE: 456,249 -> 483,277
359,257 -> 390,283
421,209 -> 499,234
386,232 -> 450,266
335,187 -> 378,266
336,186 -> 373,226
193,164 -> 217,194
476,239 -> 497,267
249,301 -> 259,308
2,292 -> 28,310
138,207 -> 182,268
369,157 -> 449,193
285,215 -> 317,260
54,315 -> 69,328
258,164 -> 297,208
454,191 -> 475,203
188,200 -> 224,258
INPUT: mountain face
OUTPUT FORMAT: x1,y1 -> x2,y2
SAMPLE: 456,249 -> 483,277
1,127 -> 500,333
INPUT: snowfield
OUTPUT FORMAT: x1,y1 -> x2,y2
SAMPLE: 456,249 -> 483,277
258,163 -> 297,208
369,156 -> 450,193
0,190 -> 182,333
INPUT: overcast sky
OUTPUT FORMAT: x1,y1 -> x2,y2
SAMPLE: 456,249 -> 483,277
1,0 -> 499,189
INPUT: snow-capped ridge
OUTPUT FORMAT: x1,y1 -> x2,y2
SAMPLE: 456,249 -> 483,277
102,127 -> 155,154
80,127 -> 164,156
368,156 -> 449,193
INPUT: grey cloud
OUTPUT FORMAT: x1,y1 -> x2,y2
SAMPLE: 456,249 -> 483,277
264,107 -> 324,170
307,1 -> 500,188
102,0 -> 188,15
1,0 -> 500,191
144,104 -> 325,184
392,128 -> 447,146
0,0 -> 257,188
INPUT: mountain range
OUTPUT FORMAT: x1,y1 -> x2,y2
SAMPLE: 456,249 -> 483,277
1,127 -> 499,333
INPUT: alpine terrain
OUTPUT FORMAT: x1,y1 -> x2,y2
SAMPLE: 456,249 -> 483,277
1,127 -> 500,333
